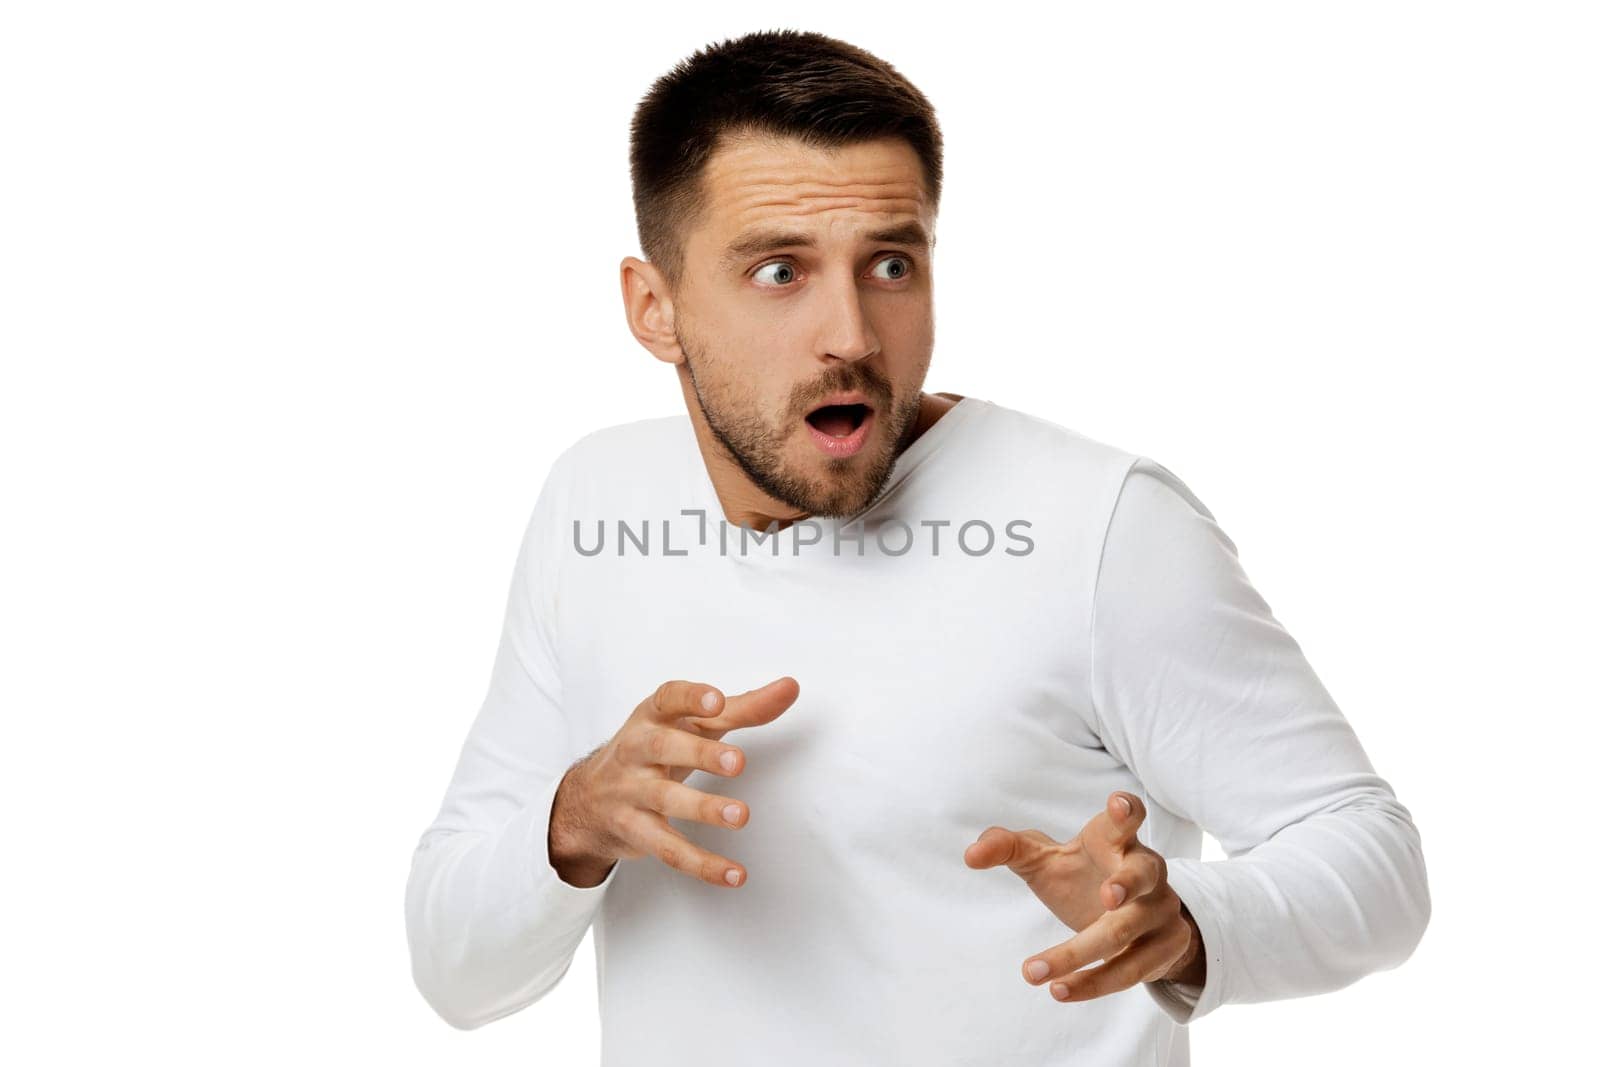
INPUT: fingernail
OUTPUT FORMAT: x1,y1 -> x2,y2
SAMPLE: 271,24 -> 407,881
724,868 -> 742,886
1118,795 -> 1132,816
702,691 -> 719,712
723,803 -> 742,825
720,751 -> 738,773
1052,982 -> 1070,999
1109,884 -> 1127,907
1026,959 -> 1049,981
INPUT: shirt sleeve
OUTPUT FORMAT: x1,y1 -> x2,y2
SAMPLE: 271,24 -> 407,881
404,444 -> 620,1030
1089,456 -> 1431,1026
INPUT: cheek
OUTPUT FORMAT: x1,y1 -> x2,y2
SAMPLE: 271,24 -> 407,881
882,346 -> 933,398
857,304 -> 934,377
882,300 -> 934,347
727,301 -> 811,351
719,358 -> 799,427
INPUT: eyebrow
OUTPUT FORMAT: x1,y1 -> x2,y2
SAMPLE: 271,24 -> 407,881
719,220 -> 932,270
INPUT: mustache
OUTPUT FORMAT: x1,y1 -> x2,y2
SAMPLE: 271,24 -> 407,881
795,373 -> 893,413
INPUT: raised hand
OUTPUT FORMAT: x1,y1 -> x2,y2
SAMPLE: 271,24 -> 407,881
548,676 -> 801,889
963,791 -> 1203,1002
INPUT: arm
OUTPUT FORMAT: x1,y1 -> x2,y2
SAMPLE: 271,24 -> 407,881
404,445 -> 620,1030
1090,457 -> 1431,1025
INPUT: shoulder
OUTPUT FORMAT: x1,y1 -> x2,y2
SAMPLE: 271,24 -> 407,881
523,413 -> 690,579
963,398 -> 1148,517
971,397 -> 1139,474
537,412 -> 689,497
556,412 -> 686,470
1096,455 -> 1245,621
1107,456 -> 1228,551
969,400 -> 1230,569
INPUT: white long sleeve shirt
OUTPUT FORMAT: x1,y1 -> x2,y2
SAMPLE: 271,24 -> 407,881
404,396 -> 1431,1065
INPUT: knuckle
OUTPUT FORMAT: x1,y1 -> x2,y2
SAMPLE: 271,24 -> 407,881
614,806 -> 649,840
608,804 -> 633,835
645,728 -> 670,764
1086,958 -> 1131,994
1110,954 -> 1144,986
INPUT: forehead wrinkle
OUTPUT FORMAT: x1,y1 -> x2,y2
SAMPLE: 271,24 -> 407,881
722,168 -> 922,191
724,177 -> 924,206
730,193 -> 926,221
723,168 -> 921,189
707,161 -> 927,211
723,177 -> 927,224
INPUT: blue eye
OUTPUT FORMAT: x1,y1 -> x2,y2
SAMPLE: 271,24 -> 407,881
752,261 -> 798,286
872,255 -> 913,281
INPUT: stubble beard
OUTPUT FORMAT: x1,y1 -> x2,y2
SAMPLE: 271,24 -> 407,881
676,326 -> 922,521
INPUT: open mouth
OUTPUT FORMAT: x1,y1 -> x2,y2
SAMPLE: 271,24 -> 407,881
802,400 -> 876,458
804,403 -> 873,438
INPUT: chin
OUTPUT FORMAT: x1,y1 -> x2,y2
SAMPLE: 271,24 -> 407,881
792,453 -> 892,518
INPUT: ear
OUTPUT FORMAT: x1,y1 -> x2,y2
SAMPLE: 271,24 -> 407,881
620,256 -> 684,366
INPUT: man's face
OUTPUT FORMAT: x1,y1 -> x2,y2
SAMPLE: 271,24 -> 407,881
672,132 -> 936,520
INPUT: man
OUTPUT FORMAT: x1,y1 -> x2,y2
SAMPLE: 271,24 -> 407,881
405,29 -> 1430,1065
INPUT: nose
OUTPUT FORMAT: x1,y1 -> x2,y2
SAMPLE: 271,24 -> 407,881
817,272 -> 880,364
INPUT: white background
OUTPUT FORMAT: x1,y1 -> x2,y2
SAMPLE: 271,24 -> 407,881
2,1 -> 1594,1062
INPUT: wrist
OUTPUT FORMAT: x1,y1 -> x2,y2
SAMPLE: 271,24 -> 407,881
1155,900 -> 1206,987
548,763 -> 616,888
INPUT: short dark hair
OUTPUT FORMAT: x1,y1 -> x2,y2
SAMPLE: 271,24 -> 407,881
628,29 -> 944,294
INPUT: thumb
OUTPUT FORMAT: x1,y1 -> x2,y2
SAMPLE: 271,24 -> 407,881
963,826 -> 1059,874
692,676 -> 800,739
